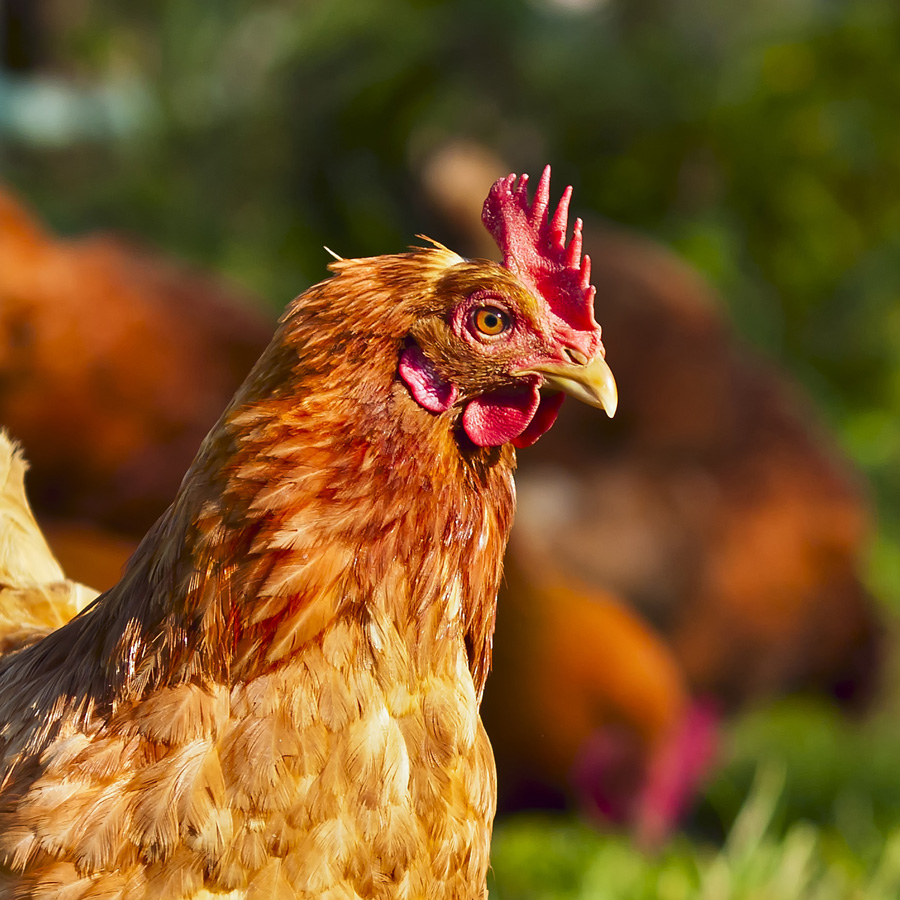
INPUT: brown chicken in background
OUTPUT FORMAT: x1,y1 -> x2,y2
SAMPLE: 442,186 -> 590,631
420,142 -> 880,832
0,184 -> 273,537
515,227 -> 877,710
0,170 -> 617,897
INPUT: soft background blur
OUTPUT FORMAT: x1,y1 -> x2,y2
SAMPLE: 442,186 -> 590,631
3,0 -> 900,896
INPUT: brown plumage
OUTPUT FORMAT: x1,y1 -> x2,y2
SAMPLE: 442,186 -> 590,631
0,171 -> 615,897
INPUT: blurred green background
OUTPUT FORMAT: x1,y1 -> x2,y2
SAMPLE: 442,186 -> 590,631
3,0 -> 900,895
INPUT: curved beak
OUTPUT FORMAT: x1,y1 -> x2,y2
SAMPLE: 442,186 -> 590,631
517,353 -> 618,417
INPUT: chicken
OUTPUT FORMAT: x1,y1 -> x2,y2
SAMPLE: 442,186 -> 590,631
0,431 -> 97,656
0,183 -> 273,537
0,168 -> 616,898
420,142 -> 879,830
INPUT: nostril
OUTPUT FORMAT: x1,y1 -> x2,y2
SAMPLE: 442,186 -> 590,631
564,347 -> 589,366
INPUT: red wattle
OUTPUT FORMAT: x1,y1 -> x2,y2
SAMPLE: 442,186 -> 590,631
462,383 -> 541,447
512,391 -> 565,448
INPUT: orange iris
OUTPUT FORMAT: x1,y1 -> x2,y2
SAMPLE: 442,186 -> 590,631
473,307 -> 508,336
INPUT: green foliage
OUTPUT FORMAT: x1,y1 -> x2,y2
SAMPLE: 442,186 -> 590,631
490,703 -> 900,899
490,806 -> 900,900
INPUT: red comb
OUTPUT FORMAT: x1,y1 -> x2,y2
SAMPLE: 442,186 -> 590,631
482,166 -> 597,332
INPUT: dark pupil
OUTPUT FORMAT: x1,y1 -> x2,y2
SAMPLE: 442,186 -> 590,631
483,313 -> 500,330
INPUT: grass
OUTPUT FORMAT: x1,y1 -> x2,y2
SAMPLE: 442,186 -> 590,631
488,699 -> 900,900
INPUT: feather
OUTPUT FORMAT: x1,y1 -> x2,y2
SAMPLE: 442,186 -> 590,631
124,684 -> 229,746
245,859 -> 299,900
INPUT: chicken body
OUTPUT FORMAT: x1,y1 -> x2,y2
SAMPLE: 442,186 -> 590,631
519,228 -> 877,708
485,229 -> 876,831
0,173 -> 614,899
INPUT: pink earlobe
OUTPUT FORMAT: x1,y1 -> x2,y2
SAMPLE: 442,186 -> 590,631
399,343 -> 458,413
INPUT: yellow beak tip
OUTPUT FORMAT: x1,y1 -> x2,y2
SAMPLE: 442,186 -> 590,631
520,355 -> 618,417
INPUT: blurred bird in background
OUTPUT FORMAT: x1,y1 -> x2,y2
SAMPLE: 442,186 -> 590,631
0,184 -> 272,538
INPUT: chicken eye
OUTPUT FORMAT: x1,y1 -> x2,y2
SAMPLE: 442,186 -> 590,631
473,307 -> 509,337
